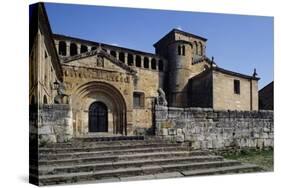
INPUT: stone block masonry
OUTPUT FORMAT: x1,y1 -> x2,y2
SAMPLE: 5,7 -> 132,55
155,105 -> 273,150
31,104 -> 73,145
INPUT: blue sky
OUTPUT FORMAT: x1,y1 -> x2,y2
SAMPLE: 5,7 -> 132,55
45,3 -> 274,89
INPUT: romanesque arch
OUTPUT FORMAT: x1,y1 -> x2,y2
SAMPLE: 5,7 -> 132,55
71,81 -> 127,136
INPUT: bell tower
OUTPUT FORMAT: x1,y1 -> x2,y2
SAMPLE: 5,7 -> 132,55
154,29 -> 207,107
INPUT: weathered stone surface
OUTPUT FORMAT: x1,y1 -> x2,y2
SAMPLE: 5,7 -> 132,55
159,128 -> 168,136
155,105 -> 273,150
176,134 -> 185,143
36,104 -> 73,145
168,128 -> 177,135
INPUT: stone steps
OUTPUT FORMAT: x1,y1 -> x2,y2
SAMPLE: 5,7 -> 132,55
34,137 -> 263,186
111,164 -> 261,182
39,143 -> 186,154
39,155 -> 224,175
181,164 -> 261,176
37,160 -> 260,185
42,136 -> 170,148
38,150 -> 208,166
39,145 -> 194,160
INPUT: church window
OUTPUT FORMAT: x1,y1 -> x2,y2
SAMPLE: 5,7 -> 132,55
151,58 -> 157,70
144,57 -> 149,68
80,45 -> 88,53
178,45 -> 185,56
178,45 -> 181,55
58,41 -> 66,56
119,52 -> 125,62
182,45 -> 185,56
91,46 -> 97,51
128,53 -> 133,66
234,80 -> 240,94
133,92 -> 145,108
136,55 -> 141,67
110,50 -> 116,57
70,43 -> 78,56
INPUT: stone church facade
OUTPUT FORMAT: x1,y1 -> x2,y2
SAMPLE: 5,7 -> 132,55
30,3 -> 260,142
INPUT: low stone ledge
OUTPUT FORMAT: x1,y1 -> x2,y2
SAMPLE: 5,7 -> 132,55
154,106 -> 274,150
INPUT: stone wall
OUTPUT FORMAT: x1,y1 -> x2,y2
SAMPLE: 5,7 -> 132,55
212,70 -> 259,111
189,71 -> 213,108
36,104 -> 73,145
155,105 -> 273,150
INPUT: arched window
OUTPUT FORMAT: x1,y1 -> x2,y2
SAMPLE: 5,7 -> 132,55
119,52 -> 125,62
151,58 -> 157,70
127,54 -> 133,66
58,41 -> 66,56
158,60 -> 164,71
182,45 -> 185,56
136,55 -> 141,67
70,43 -> 77,56
178,45 -> 181,55
43,95 -> 48,104
194,41 -> 198,55
110,50 -> 116,57
144,57 -> 149,68
91,46 -> 97,51
80,45 -> 88,53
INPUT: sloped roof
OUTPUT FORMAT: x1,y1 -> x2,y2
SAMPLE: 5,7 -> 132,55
212,66 -> 260,80
154,28 -> 207,47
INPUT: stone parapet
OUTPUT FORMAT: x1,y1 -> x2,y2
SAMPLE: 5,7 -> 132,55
154,105 -> 273,150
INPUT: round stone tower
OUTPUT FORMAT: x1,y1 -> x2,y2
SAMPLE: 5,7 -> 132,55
167,40 -> 193,107
154,29 -> 207,107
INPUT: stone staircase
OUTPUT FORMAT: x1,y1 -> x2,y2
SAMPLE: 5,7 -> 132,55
32,136 -> 263,186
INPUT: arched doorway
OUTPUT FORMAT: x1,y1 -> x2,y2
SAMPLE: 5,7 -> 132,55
72,81 -> 129,136
89,101 -> 108,132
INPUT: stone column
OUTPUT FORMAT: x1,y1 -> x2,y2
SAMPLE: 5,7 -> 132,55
133,54 -> 136,67
140,56 -> 144,68
116,51 -> 119,60
155,58 -> 159,71
77,44 -> 81,54
148,57 -> 152,69
66,41 -> 70,57
87,46 -> 91,52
